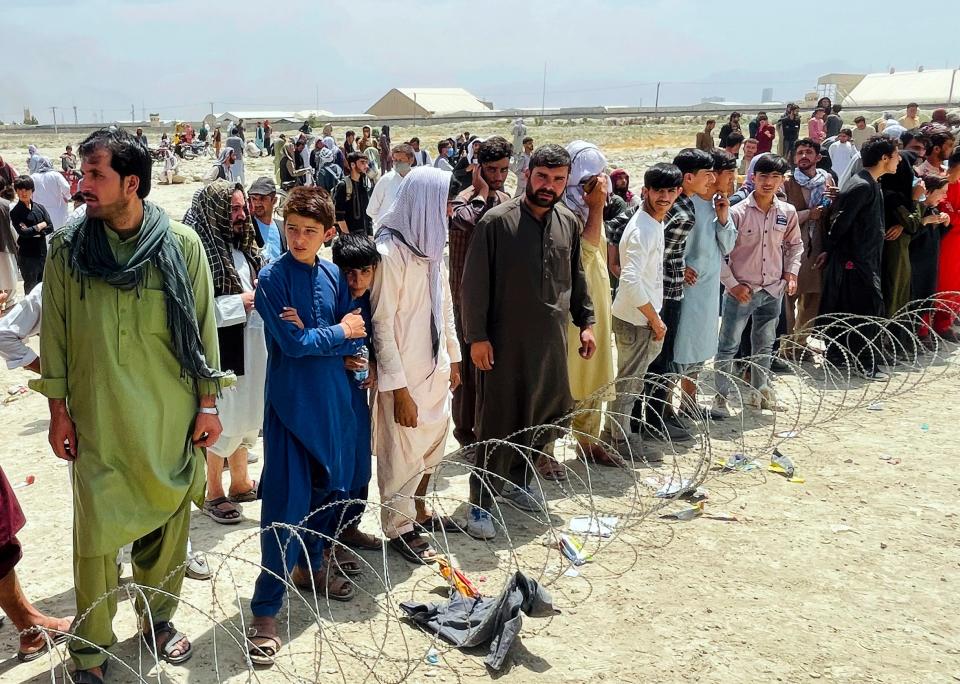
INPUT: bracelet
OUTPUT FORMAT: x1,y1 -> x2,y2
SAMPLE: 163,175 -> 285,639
198,406 -> 219,415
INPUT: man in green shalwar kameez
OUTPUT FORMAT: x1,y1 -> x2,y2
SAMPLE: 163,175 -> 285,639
30,129 -> 233,683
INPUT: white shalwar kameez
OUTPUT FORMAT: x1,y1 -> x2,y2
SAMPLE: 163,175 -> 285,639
371,238 -> 460,539
208,247 -> 267,457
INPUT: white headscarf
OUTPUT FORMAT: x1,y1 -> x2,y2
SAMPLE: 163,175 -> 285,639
563,140 -> 611,222
376,167 -> 452,359
465,136 -> 485,165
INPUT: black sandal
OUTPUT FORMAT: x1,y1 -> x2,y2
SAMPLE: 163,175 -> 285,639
72,661 -> 109,684
388,531 -> 438,565
414,515 -> 464,534
203,497 -> 242,524
142,621 -> 192,665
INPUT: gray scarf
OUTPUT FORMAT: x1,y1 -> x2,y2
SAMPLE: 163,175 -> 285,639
58,201 -> 227,392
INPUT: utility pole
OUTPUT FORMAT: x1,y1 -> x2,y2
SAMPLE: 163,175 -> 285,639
654,81 -> 661,112
72,105 -> 78,125
541,62 -> 547,117
131,104 -> 135,124
50,106 -> 59,134
209,101 -> 215,115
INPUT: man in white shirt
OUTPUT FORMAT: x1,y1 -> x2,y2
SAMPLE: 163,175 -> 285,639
370,168 -> 461,564
0,284 -> 41,372
829,128 -> 857,179
247,177 -> 285,262
598,163 -> 682,452
434,140 -> 454,172
366,143 -> 414,230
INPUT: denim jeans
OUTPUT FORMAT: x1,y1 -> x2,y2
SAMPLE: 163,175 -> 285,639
715,289 -> 783,396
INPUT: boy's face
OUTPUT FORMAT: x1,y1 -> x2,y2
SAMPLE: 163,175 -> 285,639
15,188 -> 32,204
285,213 -> 335,265
343,265 -> 376,297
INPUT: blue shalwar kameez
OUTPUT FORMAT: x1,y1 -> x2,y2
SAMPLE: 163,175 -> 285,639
673,195 -> 738,366
340,293 -> 373,529
251,253 -> 361,618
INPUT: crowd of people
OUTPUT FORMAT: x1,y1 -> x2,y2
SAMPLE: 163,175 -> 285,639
0,102 -> 958,678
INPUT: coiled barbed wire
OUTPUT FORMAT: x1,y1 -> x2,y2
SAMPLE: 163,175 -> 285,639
14,297 -> 960,682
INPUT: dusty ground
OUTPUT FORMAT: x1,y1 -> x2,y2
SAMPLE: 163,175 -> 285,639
0,125 -> 958,683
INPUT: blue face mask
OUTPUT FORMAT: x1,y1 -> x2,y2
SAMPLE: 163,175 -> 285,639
446,147 -> 455,158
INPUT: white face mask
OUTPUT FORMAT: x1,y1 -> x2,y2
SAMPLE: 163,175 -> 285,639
395,162 -> 412,176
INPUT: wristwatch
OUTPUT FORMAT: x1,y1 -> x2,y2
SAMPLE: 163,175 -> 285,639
198,406 -> 219,415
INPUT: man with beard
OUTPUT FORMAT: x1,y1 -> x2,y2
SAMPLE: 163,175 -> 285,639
31,128 -> 229,679
448,137 -> 511,451
916,126 -> 954,177
820,135 -> 901,380
247,176 -> 286,263
333,152 -> 374,235
781,139 -> 836,358
185,182 -> 263,525
460,145 -> 595,540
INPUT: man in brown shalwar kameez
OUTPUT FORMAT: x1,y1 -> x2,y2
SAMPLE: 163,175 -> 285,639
460,144 -> 596,540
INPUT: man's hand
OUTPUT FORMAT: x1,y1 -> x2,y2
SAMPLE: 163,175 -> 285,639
784,273 -> 798,297
449,362 -> 462,391
825,185 -> 839,200
729,283 -> 752,304
471,341 -> 494,371
683,266 -> 698,286
713,193 -> 730,224
885,225 -> 904,241
813,251 -> 828,270
192,411 -> 222,448
48,400 -> 77,461
471,164 -> 489,198
281,306 -> 304,329
809,205 -> 823,221
584,173 -> 608,214
393,388 -> 418,428
240,291 -> 255,313
361,363 -> 377,390
579,327 -> 596,360
339,309 -> 366,338
650,316 -> 667,341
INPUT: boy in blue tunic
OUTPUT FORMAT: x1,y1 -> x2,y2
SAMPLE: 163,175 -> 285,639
331,233 -> 382,551
246,187 -> 367,666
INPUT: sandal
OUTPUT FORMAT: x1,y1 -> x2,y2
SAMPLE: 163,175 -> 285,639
579,443 -> 626,468
142,620 -> 192,665
414,515 -> 464,534
339,526 -> 382,550
290,564 -> 356,601
203,497 -> 242,524
388,531 -> 438,565
246,616 -> 281,667
228,480 -> 259,504
16,616 -> 74,662
72,661 -> 109,684
325,545 -> 363,577
535,455 -> 568,482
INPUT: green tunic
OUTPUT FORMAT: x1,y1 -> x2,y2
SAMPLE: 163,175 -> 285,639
30,220 -> 233,557
882,204 -> 922,318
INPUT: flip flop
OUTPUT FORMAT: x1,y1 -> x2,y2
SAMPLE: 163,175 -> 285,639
228,480 -> 259,503
142,621 -> 192,665
203,497 -> 243,524
325,545 -> 363,577
16,618 -> 74,662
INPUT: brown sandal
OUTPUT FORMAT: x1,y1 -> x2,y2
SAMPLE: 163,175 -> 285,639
579,443 -> 626,468
325,545 -> 363,577
246,616 -> 281,667
535,455 -> 568,481
388,531 -> 438,565
290,564 -> 355,601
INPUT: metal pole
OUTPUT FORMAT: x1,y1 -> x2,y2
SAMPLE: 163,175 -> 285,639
541,62 -> 547,116
949,68 -> 957,105
655,82 -> 661,112
51,107 -> 58,134
73,105 -> 78,125
131,104 -> 135,124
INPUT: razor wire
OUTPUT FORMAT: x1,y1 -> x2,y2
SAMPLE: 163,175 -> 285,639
13,296 -> 960,682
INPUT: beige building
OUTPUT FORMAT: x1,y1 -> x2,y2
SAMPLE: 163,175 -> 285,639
365,88 -> 492,118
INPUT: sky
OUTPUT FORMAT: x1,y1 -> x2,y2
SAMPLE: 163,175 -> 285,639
5,0 -> 958,125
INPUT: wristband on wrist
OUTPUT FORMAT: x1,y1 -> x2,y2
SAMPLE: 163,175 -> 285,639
198,406 -> 219,415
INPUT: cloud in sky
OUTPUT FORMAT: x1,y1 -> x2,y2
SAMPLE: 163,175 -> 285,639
3,0 -> 954,123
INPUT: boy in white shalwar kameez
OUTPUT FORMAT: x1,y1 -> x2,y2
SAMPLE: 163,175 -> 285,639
371,167 -> 462,565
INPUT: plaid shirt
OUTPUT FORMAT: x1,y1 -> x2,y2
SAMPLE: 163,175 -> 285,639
448,191 -> 509,307
662,193 -> 697,300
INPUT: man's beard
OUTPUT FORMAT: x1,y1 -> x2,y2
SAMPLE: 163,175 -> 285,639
525,183 -> 560,208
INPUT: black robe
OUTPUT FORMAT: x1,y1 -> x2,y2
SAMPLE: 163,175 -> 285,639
461,197 -> 594,453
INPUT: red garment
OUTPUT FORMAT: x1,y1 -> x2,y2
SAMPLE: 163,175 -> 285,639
0,467 -> 25,546
933,180 -> 960,333
756,122 -> 776,153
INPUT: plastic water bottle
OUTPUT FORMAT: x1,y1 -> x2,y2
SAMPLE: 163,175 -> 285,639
353,345 -> 369,385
